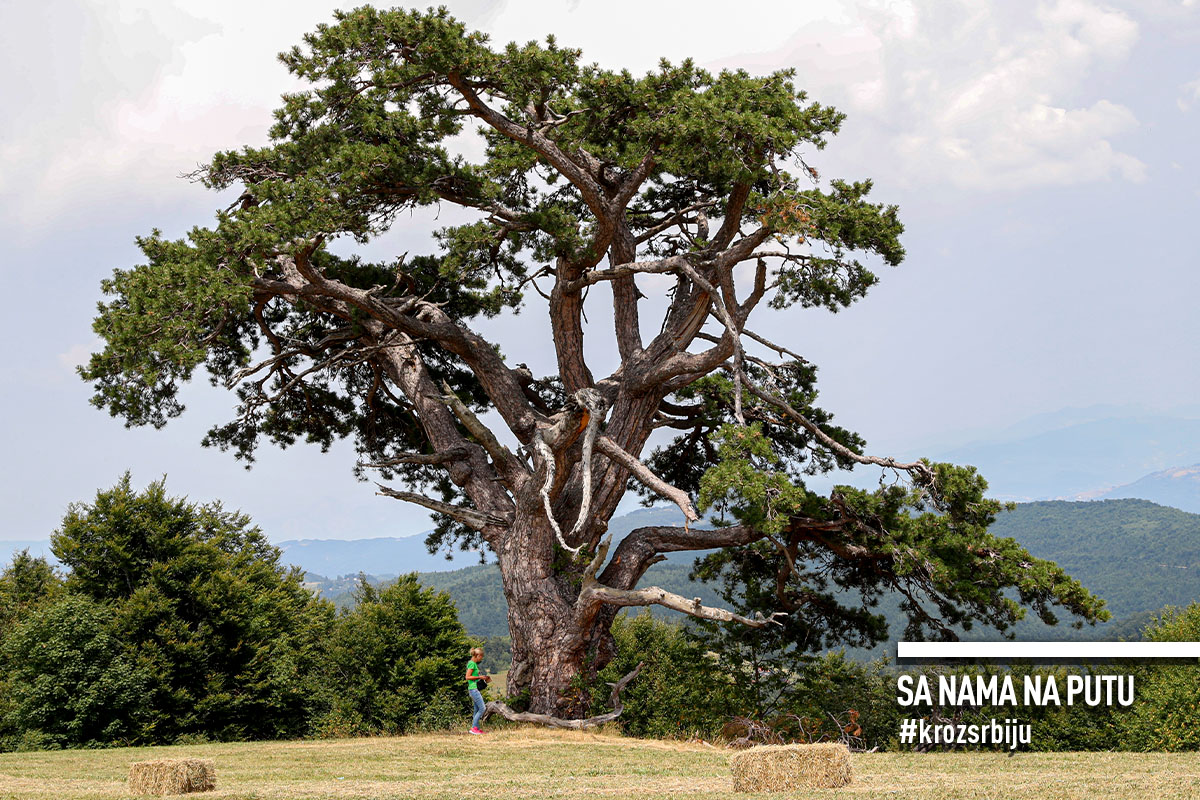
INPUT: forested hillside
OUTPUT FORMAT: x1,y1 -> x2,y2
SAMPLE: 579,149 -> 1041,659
992,500 -> 1200,617
315,499 -> 1200,651
413,555 -> 725,638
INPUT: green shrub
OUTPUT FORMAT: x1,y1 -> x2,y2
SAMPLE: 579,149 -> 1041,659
308,703 -> 372,739
0,730 -> 60,753
0,551 -> 66,750
591,612 -> 733,739
775,652 -> 901,748
43,475 -> 333,744
315,574 -> 470,735
0,595 -> 151,749
0,550 -> 62,639
1118,604 -> 1200,751
414,688 -> 472,732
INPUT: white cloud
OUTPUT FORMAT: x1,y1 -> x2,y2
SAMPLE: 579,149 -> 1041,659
0,0 -> 1151,234
57,341 -> 101,373
902,1 -> 1144,188
712,0 -> 1146,190
1037,0 -> 1138,55
1,0 -> 274,233
1179,77 -> 1200,110
0,0 -> 821,233
900,98 -> 1146,189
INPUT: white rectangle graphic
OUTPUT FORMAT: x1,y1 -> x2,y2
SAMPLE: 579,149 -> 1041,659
897,641 -> 1200,659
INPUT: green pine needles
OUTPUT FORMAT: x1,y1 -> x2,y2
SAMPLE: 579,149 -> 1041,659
80,6 -> 1107,719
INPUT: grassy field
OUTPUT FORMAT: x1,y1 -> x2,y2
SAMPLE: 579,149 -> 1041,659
1,728 -> 1198,800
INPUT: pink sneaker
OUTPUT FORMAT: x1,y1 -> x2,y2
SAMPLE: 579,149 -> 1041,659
469,727 -> 483,735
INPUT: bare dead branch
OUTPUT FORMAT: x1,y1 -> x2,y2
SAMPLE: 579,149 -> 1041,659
745,382 -> 934,483
594,435 -> 699,524
742,327 -> 809,364
483,661 -> 645,729
532,425 -> 580,554
375,483 -> 512,530
567,254 -> 691,292
581,574 -> 785,628
439,381 -> 524,477
568,388 -> 609,540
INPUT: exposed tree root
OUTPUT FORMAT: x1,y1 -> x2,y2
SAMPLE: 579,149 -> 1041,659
483,661 -> 645,730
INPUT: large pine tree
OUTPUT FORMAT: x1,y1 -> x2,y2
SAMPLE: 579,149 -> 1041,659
83,7 -> 1105,721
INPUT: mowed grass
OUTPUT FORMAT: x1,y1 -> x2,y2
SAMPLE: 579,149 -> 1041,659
1,728 -> 1198,800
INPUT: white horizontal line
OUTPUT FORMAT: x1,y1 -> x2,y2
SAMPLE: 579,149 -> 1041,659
897,642 -> 1200,659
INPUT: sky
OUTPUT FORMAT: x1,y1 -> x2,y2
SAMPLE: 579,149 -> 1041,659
1,0 -> 1197,546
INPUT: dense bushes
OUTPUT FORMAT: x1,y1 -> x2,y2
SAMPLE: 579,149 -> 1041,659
1118,604 -> 1200,750
591,612 -> 734,739
1,595 -> 151,749
49,475 -> 335,744
5,476 -> 1198,753
590,613 -> 898,745
593,608 -> 1200,752
310,576 -> 471,736
0,476 -> 475,751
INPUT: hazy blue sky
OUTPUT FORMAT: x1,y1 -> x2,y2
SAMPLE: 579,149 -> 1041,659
2,0 -> 1197,545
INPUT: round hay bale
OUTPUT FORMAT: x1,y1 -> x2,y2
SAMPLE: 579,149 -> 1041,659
128,758 -> 216,796
729,742 -> 852,792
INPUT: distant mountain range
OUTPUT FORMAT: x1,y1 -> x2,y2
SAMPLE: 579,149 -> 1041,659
277,505 -> 693,579
1083,464 -> 1200,513
280,534 -> 482,577
0,505 -> 699,578
303,499 -> 1200,654
990,499 -> 1200,618
927,414 -> 1200,501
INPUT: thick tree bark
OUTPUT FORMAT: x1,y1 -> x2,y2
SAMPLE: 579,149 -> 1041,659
494,512 -> 614,717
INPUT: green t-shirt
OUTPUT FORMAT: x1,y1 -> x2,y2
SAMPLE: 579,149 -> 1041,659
466,659 -> 485,692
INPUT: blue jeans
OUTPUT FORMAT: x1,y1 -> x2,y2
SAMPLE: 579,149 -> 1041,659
469,688 -> 485,729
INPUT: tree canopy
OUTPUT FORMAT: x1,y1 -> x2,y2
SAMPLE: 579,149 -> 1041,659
82,6 -> 1107,719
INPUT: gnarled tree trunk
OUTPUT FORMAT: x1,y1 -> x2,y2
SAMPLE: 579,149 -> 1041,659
494,513 -> 602,717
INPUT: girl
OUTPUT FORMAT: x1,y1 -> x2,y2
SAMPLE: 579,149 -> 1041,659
465,646 -> 490,734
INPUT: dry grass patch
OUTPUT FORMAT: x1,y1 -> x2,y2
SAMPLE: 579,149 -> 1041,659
0,731 -> 1198,799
